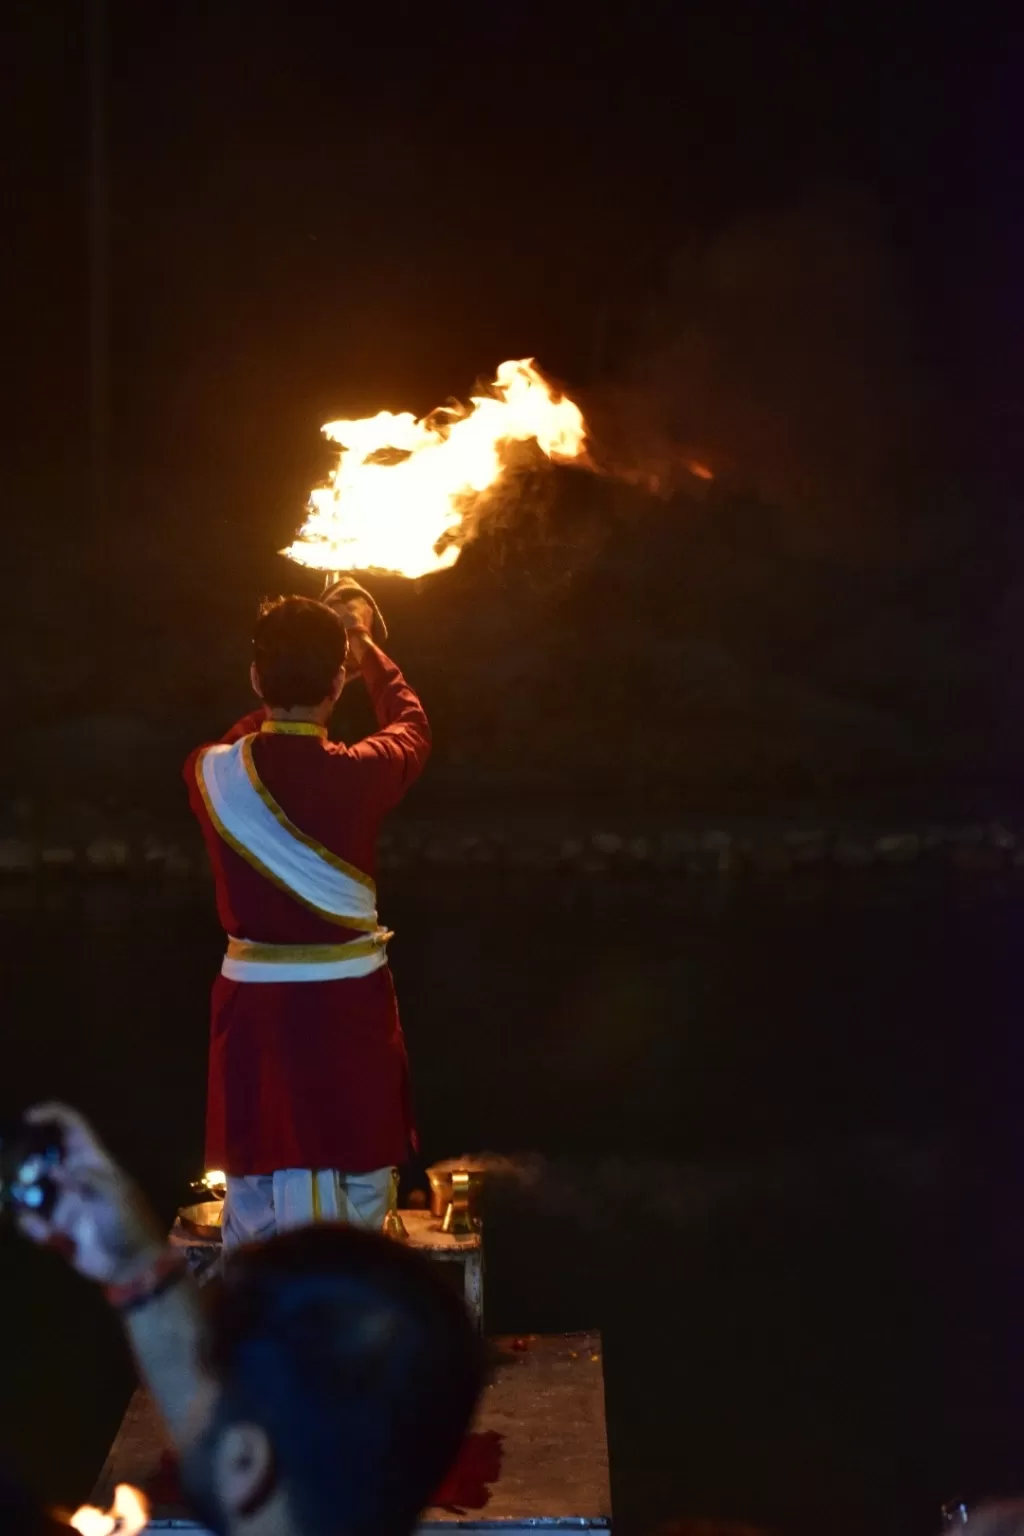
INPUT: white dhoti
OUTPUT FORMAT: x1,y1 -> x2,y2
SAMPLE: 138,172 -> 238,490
222,1167 -> 396,1251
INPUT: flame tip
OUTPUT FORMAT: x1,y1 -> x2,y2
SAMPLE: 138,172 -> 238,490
70,1483 -> 149,1535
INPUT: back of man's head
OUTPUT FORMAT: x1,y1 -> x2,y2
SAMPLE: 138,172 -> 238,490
199,1224 -> 484,1536
252,597 -> 348,709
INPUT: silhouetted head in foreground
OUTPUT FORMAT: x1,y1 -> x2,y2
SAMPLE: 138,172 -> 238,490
180,1224 -> 484,1536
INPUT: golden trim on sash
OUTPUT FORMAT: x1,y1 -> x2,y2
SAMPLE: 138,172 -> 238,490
225,934 -> 391,966
194,745 -> 377,932
239,737 -> 377,897
260,721 -> 327,738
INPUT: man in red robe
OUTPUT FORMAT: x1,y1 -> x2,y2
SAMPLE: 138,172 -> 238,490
185,583 -> 430,1248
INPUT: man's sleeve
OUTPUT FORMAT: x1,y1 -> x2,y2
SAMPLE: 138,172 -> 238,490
335,643 -> 431,810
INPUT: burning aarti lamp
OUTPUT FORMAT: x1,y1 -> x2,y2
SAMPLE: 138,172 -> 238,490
280,358 -> 588,585
68,1482 -> 149,1535
187,1169 -> 226,1206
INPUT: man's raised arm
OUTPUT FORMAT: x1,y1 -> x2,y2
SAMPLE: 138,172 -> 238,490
334,626 -> 431,806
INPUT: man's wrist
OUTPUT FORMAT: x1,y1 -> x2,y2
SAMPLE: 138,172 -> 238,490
104,1226 -> 173,1288
104,1247 -> 187,1312
344,626 -> 372,670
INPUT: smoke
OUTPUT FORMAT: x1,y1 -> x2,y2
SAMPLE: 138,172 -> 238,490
436,1135 -> 948,1242
588,189 -> 947,564
449,190 -> 944,581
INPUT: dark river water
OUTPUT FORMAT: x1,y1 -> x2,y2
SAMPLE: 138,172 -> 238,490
1,869 -> 1023,1535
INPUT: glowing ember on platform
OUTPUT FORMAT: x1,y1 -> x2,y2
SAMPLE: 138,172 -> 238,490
283,359 -> 588,580
70,1484 -> 149,1535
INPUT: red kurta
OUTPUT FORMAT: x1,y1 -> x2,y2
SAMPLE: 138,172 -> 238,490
184,642 -> 431,1176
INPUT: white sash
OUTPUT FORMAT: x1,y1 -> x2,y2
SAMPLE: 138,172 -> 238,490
196,736 -> 379,929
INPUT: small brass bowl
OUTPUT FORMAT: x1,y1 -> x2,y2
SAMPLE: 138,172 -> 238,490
178,1200 -> 224,1240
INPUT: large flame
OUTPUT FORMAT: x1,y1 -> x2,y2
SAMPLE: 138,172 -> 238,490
283,359 -> 588,580
70,1484 -> 149,1535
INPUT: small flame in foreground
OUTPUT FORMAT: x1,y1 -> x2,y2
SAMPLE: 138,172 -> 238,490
70,1484 -> 149,1535
283,359 -> 588,580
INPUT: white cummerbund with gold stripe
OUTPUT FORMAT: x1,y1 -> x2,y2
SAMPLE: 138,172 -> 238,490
221,932 -> 391,984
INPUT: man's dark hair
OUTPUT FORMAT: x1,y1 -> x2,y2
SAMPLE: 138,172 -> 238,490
252,596 -> 348,709
202,1225 -> 485,1536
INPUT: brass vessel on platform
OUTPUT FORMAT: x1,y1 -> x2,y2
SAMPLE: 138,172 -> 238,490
179,1200 -> 225,1240
426,1164 -> 485,1234
441,1171 -> 475,1236
382,1209 -> 409,1240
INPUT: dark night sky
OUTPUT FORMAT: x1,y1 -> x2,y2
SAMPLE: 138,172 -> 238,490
2,3 -> 1022,565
